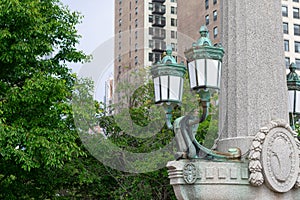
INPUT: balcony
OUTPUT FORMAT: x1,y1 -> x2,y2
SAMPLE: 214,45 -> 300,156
152,0 -> 165,3
152,28 -> 166,39
152,40 -> 166,53
153,16 -> 166,27
152,4 -> 166,15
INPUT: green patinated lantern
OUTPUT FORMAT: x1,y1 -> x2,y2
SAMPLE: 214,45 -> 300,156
287,63 -> 300,127
184,26 -> 224,91
151,47 -> 187,105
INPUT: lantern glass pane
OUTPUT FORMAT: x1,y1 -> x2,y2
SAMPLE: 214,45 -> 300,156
169,76 -> 181,101
207,59 -> 219,88
296,91 -> 300,113
288,90 -> 295,113
218,62 -> 222,88
196,59 -> 205,87
188,61 -> 197,88
179,77 -> 184,101
154,77 -> 160,102
161,76 -> 169,100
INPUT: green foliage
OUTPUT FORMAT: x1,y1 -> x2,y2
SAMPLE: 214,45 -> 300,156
0,0 -> 91,198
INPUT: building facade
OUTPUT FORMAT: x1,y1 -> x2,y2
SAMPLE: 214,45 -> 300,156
177,0 -> 221,61
114,0 -> 179,102
177,0 -> 300,70
282,0 -> 300,69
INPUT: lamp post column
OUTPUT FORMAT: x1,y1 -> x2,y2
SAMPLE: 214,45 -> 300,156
217,0 -> 289,154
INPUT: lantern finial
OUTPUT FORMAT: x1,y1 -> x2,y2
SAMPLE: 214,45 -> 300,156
197,25 -> 212,47
161,45 -> 177,64
287,63 -> 300,82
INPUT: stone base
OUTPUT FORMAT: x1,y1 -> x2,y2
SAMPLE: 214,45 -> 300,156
167,159 -> 300,200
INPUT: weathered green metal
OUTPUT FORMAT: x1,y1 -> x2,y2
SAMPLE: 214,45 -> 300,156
184,25 -> 224,62
287,63 -> 300,91
151,47 -> 186,78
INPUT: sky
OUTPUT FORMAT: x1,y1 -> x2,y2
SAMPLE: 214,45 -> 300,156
61,0 -> 115,102
61,0 -> 114,55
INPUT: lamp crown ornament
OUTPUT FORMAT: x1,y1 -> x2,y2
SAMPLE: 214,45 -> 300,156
287,63 -> 300,82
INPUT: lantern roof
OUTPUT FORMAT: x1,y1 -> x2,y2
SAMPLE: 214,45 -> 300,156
184,25 -> 224,62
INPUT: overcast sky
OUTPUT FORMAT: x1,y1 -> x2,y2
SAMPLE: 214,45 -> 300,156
60,1 -> 115,102
61,0 -> 114,54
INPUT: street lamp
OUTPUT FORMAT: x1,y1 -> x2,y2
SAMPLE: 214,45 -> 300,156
150,25 -> 241,160
287,62 -> 300,129
150,46 -> 186,129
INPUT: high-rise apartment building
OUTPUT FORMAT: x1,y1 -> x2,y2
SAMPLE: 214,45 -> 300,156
282,0 -> 300,69
177,0 -> 220,60
178,0 -> 300,71
114,0 -> 179,98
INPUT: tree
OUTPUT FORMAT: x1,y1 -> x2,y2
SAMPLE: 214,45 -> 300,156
0,0 -> 90,198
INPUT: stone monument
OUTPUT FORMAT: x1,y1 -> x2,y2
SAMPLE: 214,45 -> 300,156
166,0 -> 300,199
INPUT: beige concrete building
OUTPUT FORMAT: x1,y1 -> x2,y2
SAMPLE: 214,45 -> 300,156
114,0 -> 179,103
282,0 -> 300,69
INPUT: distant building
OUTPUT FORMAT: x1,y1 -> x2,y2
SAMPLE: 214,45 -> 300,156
177,0 -> 300,71
114,0 -> 179,103
104,77 -> 114,114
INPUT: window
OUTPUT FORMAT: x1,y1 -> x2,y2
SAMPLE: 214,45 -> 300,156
284,40 -> 289,51
119,8 -> 122,16
283,22 -> 289,34
149,15 -> 153,23
294,0 -> 299,2
171,0 -> 177,2
149,40 -> 153,48
135,0 -> 138,3
119,19 -> 122,26
295,41 -> 300,53
205,0 -> 209,9
295,24 -> 300,36
296,59 -> 300,69
135,43 -> 138,52
149,27 -> 153,35
149,53 -> 153,62
213,27 -> 218,38
171,30 -> 177,39
213,0 -> 217,4
119,0 -> 122,4
213,10 -> 217,21
135,7 -> 138,15
149,3 -> 153,11
285,57 -> 290,69
171,43 -> 177,51
294,7 -> 300,19
119,42 -> 121,50
129,13 -> 131,21
135,31 -> 138,39
119,30 -> 121,38
135,19 -> 138,28
171,18 -> 177,26
171,6 -> 177,14
154,53 -> 160,63
205,15 -> 209,25
118,54 -> 121,62
282,6 -> 288,17
130,2 -> 131,10
135,56 -> 138,65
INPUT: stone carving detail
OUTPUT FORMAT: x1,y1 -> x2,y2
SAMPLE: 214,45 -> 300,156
248,119 -> 300,193
183,163 -> 197,184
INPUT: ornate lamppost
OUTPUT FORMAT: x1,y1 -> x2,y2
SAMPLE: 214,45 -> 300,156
151,26 -> 241,160
287,62 -> 300,129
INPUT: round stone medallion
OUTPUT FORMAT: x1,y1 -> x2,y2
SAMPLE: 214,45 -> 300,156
261,127 -> 299,193
183,163 -> 197,184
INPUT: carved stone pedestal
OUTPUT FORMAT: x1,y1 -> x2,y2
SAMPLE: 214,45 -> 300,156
167,120 -> 300,200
